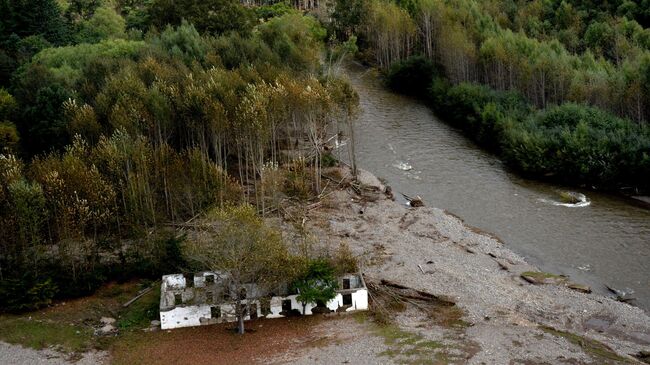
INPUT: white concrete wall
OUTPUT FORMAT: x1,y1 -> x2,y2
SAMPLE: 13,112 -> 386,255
160,289 -> 369,330
267,297 -> 285,318
160,304 -> 212,330
350,289 -> 369,311
325,289 -> 369,312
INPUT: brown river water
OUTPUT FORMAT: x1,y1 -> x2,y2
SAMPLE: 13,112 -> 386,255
341,62 -> 650,312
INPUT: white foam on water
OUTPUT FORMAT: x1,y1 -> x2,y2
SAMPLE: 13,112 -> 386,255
537,192 -> 591,208
537,199 -> 591,208
393,161 -> 413,171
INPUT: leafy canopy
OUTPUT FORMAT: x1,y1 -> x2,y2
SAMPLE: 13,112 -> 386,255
293,259 -> 338,307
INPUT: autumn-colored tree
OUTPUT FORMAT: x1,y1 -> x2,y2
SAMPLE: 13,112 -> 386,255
184,204 -> 297,334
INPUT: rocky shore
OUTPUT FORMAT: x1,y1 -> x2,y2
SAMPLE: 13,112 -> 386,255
288,168 -> 650,364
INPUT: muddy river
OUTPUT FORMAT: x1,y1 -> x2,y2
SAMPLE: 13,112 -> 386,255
342,63 -> 650,311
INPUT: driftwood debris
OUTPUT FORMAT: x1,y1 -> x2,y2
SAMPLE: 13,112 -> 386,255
605,285 -> 637,304
123,286 -> 154,308
402,193 -> 424,207
371,278 -> 455,306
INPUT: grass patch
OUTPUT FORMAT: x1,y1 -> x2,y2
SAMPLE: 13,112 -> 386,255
427,305 -> 470,329
0,280 -> 159,354
352,311 -> 369,324
0,316 -> 93,352
540,326 -> 632,364
372,323 -> 447,364
117,286 -> 160,330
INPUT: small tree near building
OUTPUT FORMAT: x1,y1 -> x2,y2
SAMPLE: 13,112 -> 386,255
293,259 -> 338,314
184,204 -> 295,334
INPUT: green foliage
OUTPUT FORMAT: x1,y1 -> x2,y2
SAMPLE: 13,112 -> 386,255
76,4 -> 127,43
370,1 -> 650,191
257,13 -> 326,71
153,21 -> 206,64
385,55 -> 438,96
1,0 -> 71,46
255,2 -> 297,20
0,278 -> 58,312
9,179 -> 46,247
116,285 -> 160,330
30,38 -> 147,84
331,0 -> 369,40
184,204 -> 298,333
12,36 -> 53,65
356,0 -> 650,123
293,259 -> 338,309
321,152 -> 338,168
0,7 -> 360,313
331,242 -> 359,275
502,103 -> 650,188
382,55 -> 650,190
431,82 -> 530,148
148,0 -> 255,35
0,89 -> 17,122
0,122 -> 20,153
18,82 -> 73,154
210,32 -> 278,69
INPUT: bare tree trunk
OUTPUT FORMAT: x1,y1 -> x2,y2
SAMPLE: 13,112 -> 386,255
238,311 -> 245,335
347,115 -> 357,178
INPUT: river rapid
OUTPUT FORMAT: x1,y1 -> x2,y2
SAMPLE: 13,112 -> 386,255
341,62 -> 650,311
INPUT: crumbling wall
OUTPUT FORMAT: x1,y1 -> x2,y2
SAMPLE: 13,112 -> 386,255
159,272 -> 369,330
161,304 -> 212,329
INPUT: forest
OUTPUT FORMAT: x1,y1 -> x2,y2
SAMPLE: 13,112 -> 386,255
0,0 -> 358,311
330,0 -> 650,191
2,0 -> 650,312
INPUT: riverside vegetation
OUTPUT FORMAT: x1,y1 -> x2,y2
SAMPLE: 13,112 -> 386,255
0,0 -> 359,313
328,0 -> 650,192
1,0 -> 649,335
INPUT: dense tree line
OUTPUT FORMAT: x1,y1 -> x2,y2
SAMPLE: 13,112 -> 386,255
332,0 -> 650,123
0,0 -> 358,311
330,0 -> 650,191
386,56 -> 650,191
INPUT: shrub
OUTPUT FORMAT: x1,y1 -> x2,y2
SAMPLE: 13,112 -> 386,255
502,103 -> 650,189
385,55 -> 438,96
430,82 -> 530,150
331,242 -> 359,275
292,259 -> 338,311
0,278 -> 58,312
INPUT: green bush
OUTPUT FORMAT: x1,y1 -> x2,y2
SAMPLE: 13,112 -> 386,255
429,82 -> 530,150
0,278 -> 58,312
385,55 -> 438,96
502,103 -> 650,189
388,57 -> 650,191
255,2 -> 297,20
321,152 -> 338,168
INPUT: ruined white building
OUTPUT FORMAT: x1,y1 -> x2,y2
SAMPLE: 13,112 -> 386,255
160,271 -> 368,330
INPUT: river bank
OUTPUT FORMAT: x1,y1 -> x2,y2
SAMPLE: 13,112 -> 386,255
342,61 -> 650,312
288,167 -> 650,364
1,167 -> 648,364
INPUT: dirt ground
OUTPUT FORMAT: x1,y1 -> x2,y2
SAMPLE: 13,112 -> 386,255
110,314 -> 388,365
3,167 -> 650,365
286,168 -> 650,364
